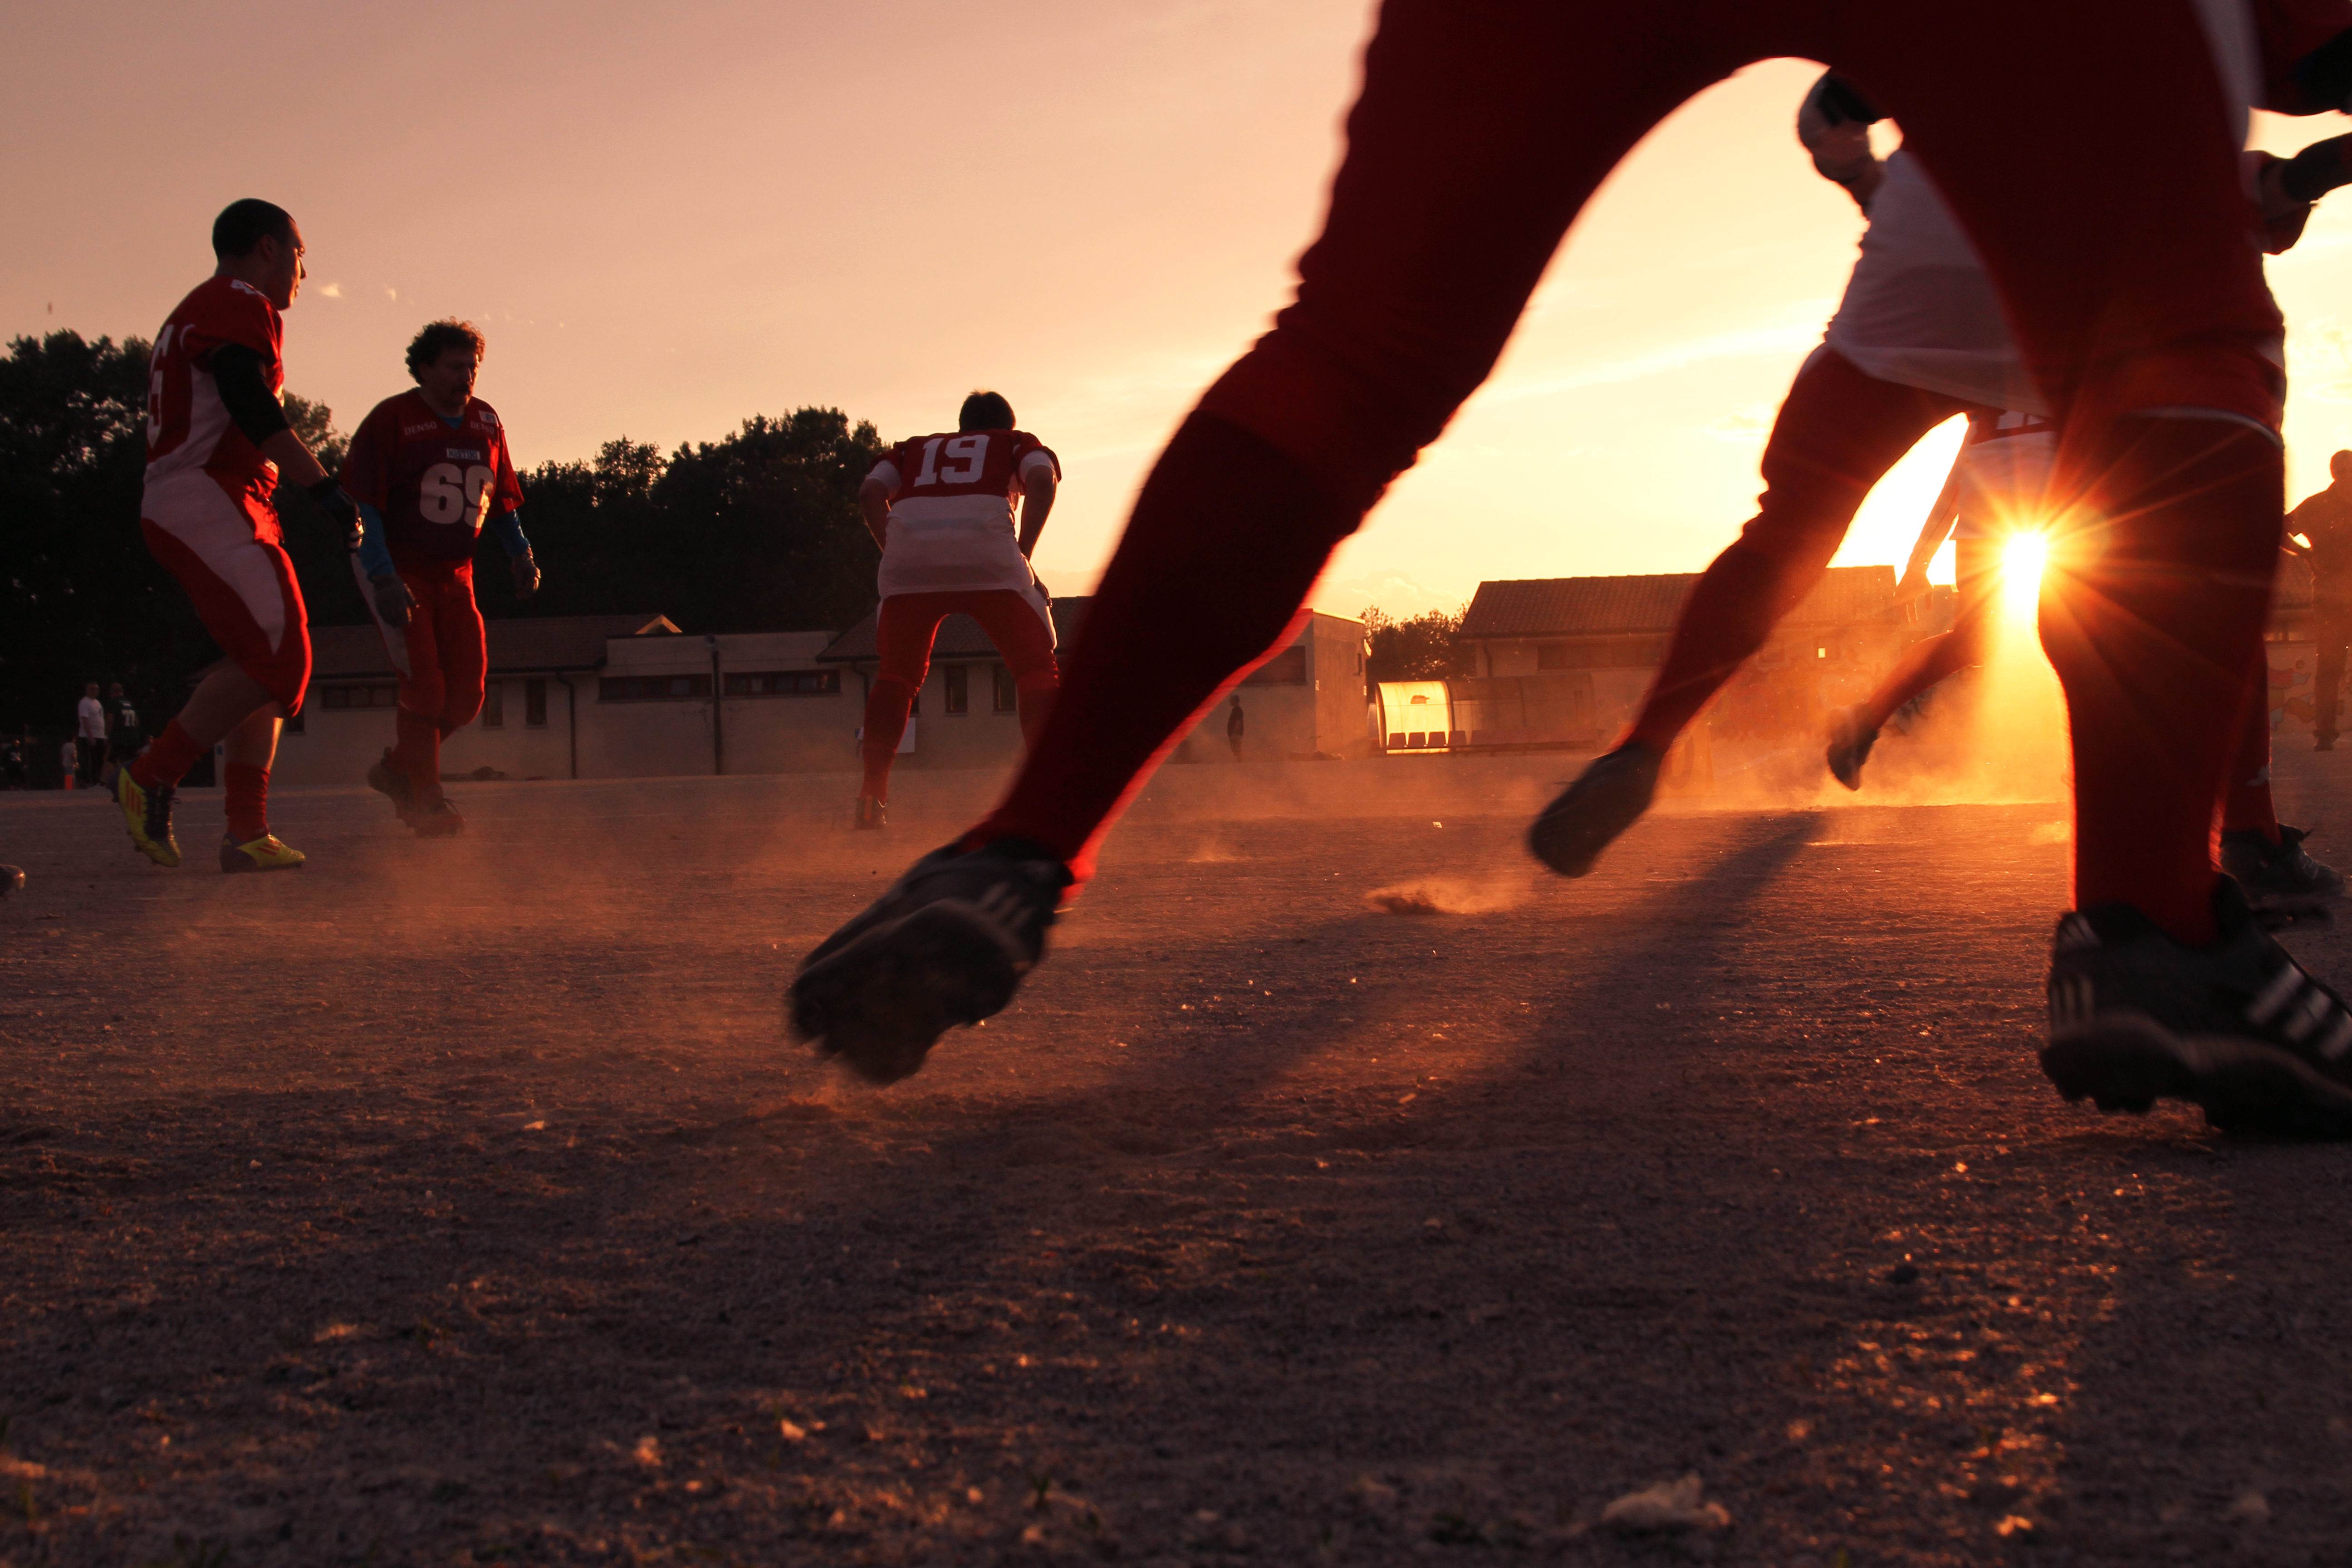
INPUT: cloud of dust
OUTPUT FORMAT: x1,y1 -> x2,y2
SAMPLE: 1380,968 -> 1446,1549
1708,588 -> 2069,811
1364,876 -> 1529,916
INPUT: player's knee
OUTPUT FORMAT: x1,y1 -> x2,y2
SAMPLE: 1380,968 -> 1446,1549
441,691 -> 484,731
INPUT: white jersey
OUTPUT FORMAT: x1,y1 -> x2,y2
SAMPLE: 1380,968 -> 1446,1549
868,428 -> 1059,613
1820,151 -> 2045,417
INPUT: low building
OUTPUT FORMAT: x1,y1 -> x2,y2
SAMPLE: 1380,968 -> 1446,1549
1396,565 -> 1921,752
819,600 -> 1374,768
258,601 -> 1372,787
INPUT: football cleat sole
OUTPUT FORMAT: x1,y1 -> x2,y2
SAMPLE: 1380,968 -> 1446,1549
2041,1010 -> 2352,1140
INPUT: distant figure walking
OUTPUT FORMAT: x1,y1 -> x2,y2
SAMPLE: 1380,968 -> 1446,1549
2287,450 -> 2352,750
59,738 -> 81,790
75,682 -> 106,787
1225,696 -> 1245,761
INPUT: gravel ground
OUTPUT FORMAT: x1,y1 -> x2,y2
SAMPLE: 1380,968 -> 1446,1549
5,745 -> 2352,1567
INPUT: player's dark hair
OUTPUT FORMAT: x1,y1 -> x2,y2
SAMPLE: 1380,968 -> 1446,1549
959,390 -> 1015,432
211,199 -> 296,260
406,319 -> 487,381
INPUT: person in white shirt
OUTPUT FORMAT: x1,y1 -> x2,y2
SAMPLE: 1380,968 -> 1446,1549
75,683 -> 107,788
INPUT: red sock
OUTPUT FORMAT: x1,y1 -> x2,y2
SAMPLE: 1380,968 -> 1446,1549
395,707 -> 441,801
2043,418 -> 2282,945
224,763 -> 270,843
858,676 -> 919,800
129,719 -> 203,791
2220,648 -> 2281,843
972,413 -> 1358,876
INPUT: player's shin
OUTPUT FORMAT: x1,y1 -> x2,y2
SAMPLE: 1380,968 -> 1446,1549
395,707 -> 442,803
2041,414 -> 2283,946
224,763 -> 270,843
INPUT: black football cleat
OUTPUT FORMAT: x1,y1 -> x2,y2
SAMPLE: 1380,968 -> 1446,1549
1527,743 -> 1660,878
1826,704 -> 1879,791
2220,825 -> 2346,911
2043,877 -> 2352,1137
790,836 -> 1071,1085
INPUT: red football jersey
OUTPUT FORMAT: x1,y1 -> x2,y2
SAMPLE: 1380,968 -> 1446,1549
142,275 -> 284,506
868,428 -> 1059,598
339,391 -> 525,566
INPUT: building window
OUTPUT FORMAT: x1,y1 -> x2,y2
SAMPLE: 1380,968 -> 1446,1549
1239,644 -> 1309,686
944,664 -> 969,714
992,662 -> 1016,713
598,674 -> 714,701
720,669 -> 842,697
319,683 -> 401,709
481,681 -> 505,728
525,679 -> 548,728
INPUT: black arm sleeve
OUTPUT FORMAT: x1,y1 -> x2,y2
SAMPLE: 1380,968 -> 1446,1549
209,343 -> 292,447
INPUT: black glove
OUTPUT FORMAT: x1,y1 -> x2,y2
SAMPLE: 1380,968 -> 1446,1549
307,478 -> 364,552
369,573 -> 417,629
1807,71 -> 1884,127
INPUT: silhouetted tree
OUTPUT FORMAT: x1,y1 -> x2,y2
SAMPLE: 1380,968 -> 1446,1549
1364,605 -> 1472,682
4,325 -> 889,732
490,412 -> 883,632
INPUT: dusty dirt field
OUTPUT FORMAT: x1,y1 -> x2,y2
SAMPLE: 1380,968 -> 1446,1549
7,745 -> 2352,1568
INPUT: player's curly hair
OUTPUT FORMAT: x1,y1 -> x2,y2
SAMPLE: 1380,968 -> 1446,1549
959,390 -> 1015,432
406,319 -> 486,381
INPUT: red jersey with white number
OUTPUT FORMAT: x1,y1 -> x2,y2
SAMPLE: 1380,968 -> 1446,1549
142,276 -> 285,514
868,428 -> 1058,598
339,391 -> 525,568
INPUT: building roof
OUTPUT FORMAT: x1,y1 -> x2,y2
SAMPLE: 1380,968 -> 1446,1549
1458,566 -> 1899,640
818,597 -> 1093,662
305,614 -> 680,680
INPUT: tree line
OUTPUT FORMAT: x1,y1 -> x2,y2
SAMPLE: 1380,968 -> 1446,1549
0,329 -> 884,743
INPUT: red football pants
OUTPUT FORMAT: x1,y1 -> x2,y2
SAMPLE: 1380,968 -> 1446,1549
974,0 -> 2284,948
860,590 -> 1059,801
361,558 -> 485,802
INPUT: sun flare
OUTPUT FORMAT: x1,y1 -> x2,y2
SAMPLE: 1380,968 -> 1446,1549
1999,529 -> 2049,614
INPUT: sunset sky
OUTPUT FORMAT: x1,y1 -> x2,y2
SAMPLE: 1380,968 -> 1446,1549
10,0 -> 2352,622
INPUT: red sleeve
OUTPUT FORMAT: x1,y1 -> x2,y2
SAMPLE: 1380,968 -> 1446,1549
870,439 -> 911,497
181,280 -> 282,381
339,400 -> 398,508
492,424 -> 524,516
1015,431 -> 1061,482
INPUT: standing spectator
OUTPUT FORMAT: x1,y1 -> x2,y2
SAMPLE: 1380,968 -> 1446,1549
105,683 -> 144,785
1225,695 -> 1245,761
2287,451 -> 2352,750
75,683 -> 107,786
1,732 -> 26,790
60,737 -> 82,790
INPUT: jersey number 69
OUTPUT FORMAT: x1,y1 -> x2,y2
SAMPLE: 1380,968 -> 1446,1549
419,462 -> 496,527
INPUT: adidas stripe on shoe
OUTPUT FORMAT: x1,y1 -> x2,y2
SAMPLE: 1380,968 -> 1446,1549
2042,877 -> 2352,1137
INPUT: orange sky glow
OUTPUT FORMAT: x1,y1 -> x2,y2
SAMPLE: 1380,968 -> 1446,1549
10,2 -> 2352,622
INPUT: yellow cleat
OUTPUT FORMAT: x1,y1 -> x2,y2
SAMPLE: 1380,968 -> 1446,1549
219,833 -> 306,873
115,768 -> 181,868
